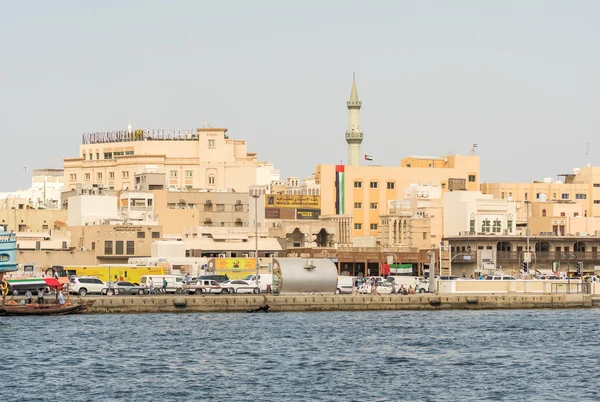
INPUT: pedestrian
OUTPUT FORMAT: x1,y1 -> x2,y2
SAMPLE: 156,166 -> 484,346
58,291 -> 65,305
162,277 -> 167,294
390,279 -> 396,294
148,278 -> 155,294
37,288 -> 45,304
25,289 -> 33,304
352,278 -> 358,296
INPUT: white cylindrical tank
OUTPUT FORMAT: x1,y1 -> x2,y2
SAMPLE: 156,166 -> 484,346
272,258 -> 338,294
539,193 -> 547,202
542,177 -> 552,184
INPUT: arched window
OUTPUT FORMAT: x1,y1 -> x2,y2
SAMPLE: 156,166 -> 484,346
542,209 -> 547,217
208,174 -> 215,185
492,219 -> 501,233
482,219 -> 491,233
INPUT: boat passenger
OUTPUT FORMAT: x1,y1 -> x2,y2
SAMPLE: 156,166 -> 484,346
37,288 -> 45,304
25,290 -> 33,304
58,292 -> 65,305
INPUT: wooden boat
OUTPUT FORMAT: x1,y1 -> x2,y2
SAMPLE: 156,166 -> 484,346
0,303 -> 87,316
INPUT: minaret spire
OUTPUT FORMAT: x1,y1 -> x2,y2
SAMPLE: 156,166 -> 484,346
345,74 -> 363,166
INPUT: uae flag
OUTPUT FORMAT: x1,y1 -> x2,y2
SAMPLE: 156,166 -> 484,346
335,165 -> 345,215
364,154 -> 373,161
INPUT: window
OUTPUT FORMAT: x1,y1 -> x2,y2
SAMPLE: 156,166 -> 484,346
369,181 -> 378,189
542,209 -> 547,217
370,223 -> 378,230
387,182 -> 395,190
208,175 -> 215,185
70,174 -> 76,181
560,212 -> 566,217
468,175 -> 476,182
126,241 -> 134,255
137,231 -> 145,239
96,153 -> 99,160
576,194 -> 587,199
104,152 -> 112,159
561,193 -> 569,200
125,151 -> 134,155
594,200 -> 600,204
501,192 -> 505,200
469,220 -> 475,232
185,170 -> 193,178
170,171 -> 178,178
234,203 -> 243,212
594,184 -> 600,187
482,219 -> 491,233
104,241 -> 113,255
492,219 -> 501,233
89,153 -> 93,160
354,202 -> 362,209
354,223 -> 362,230
167,203 -> 176,209
115,241 -> 124,255
83,154 -> 86,160
122,171 -> 129,178
97,173 -> 102,180
507,220 -> 513,231
525,193 -> 528,200
370,203 -> 378,210
406,164 -> 411,167
422,233 -> 427,240
42,224 -> 48,230
216,204 -> 225,212
208,139 -> 215,148
109,172 -> 115,179
91,242 -> 95,251
152,232 -> 160,239
574,212 -> 579,217
354,181 -> 362,188
84,173 -> 90,181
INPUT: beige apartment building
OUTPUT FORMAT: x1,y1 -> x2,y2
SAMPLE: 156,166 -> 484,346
153,190 -> 249,235
315,154 -> 480,238
69,224 -> 162,264
481,166 -> 600,223
0,204 -> 67,233
64,127 -> 267,193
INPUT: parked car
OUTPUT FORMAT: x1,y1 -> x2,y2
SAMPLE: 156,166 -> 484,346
485,275 -> 516,280
195,275 -> 230,283
101,281 -> 147,295
358,281 -> 394,295
183,279 -> 222,295
219,280 -> 258,294
70,276 -> 105,296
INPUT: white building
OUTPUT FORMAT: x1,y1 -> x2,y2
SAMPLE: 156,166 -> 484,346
443,191 -> 517,237
0,168 -> 64,209
67,195 -> 120,226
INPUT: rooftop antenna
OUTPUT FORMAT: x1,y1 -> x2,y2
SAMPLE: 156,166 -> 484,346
586,142 -> 591,167
470,143 -> 478,156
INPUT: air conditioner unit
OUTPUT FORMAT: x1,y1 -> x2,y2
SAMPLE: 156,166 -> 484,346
242,254 -> 249,258
503,229 -> 509,235
81,188 -> 89,195
205,200 -> 212,205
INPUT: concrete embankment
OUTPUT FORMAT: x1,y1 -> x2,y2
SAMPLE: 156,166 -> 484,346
80,293 -> 600,314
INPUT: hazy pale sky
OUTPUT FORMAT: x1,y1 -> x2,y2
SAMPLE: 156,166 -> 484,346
2,0 -> 599,191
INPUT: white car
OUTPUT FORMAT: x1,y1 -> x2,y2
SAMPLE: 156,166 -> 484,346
220,280 -> 259,294
359,282 -> 394,295
70,276 -> 105,296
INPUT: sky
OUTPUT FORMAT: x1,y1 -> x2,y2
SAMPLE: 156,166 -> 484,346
1,0 -> 600,191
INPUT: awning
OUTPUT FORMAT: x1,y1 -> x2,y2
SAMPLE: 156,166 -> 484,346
43,277 -> 63,290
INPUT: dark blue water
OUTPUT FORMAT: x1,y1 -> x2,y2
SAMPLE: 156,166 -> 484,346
2,309 -> 600,401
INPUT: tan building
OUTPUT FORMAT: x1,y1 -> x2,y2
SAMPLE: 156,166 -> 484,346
153,190 -> 249,235
528,201 -> 600,236
0,204 -> 67,233
480,166 -> 600,223
315,154 -> 480,238
64,127 -> 270,193
69,224 -> 162,264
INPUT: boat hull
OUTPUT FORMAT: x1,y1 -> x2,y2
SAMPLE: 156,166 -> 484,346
0,304 -> 86,316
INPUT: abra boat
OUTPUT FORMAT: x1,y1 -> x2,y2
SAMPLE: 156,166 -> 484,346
0,303 -> 87,316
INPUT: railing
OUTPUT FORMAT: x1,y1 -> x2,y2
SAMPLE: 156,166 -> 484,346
120,207 -> 152,212
82,129 -> 199,144
551,282 -> 591,294
496,251 -> 599,261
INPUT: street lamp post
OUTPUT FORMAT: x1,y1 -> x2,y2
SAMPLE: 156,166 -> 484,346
562,253 -> 575,293
252,194 -> 260,292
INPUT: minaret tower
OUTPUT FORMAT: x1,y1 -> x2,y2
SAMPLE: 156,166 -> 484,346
345,73 -> 363,166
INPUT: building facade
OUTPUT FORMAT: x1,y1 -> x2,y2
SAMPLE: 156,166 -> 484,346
64,127 -> 273,193
316,154 -> 480,238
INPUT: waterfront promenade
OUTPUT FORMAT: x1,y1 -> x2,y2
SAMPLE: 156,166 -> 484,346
69,293 -> 600,313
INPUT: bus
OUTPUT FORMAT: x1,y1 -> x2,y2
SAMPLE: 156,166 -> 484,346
47,265 -> 165,284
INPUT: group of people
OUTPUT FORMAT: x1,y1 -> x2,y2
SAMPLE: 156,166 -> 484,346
351,277 -> 423,295
22,287 -> 65,305
146,277 -> 168,294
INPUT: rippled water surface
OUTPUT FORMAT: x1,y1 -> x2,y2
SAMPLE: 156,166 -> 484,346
2,309 -> 600,401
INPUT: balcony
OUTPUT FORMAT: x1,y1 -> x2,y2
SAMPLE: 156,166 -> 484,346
496,251 -> 599,262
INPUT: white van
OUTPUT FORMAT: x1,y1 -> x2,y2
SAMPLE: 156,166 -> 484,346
386,276 -> 429,293
243,274 -> 273,293
140,275 -> 184,294
336,276 -> 356,294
